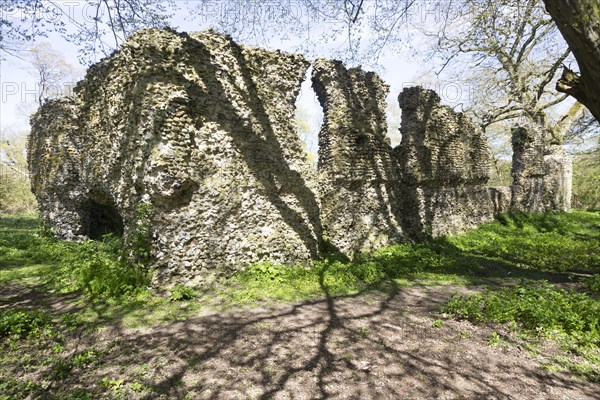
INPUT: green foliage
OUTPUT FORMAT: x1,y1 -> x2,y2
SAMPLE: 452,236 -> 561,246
169,284 -> 198,301
0,135 -> 36,213
228,211 -> 600,303
126,202 -> 153,262
0,309 -> 52,338
0,173 -> 36,212
65,234 -> 150,298
450,211 -> 600,272
584,275 -> 600,295
242,262 -> 282,283
0,213 -> 150,299
572,152 -> 600,211
488,331 -> 504,347
443,280 -> 600,343
488,159 -> 512,188
443,279 -> 600,381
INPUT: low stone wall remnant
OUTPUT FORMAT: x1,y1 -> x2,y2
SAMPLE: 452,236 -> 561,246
396,86 -> 495,239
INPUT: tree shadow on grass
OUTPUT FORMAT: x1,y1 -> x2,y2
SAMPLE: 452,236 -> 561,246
46,262 -> 599,400
361,236 -> 585,289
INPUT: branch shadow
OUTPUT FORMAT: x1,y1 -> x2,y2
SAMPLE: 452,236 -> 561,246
63,265 -> 600,399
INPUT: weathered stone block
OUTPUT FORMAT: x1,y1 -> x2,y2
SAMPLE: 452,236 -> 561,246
510,124 -> 572,213
29,28 -> 320,286
312,59 -> 403,255
543,145 -> 572,212
396,86 -> 494,238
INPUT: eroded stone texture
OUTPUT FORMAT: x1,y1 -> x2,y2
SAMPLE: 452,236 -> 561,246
29,29 -> 574,287
510,124 -> 572,212
29,28 -> 320,285
396,86 -> 494,238
490,186 -> 512,215
543,145 -> 572,212
28,98 -> 91,239
312,59 -> 403,255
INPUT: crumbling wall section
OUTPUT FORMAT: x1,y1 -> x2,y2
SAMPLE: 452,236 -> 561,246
543,145 -> 572,212
29,28 -> 320,285
510,124 -> 572,212
396,86 -> 494,238
28,98 -> 91,239
29,29 -> 574,287
312,59 -> 403,255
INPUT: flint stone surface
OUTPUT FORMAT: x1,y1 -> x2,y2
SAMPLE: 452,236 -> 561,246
510,124 -> 572,213
311,59 -> 403,255
396,86 -> 494,238
29,28 -> 320,285
490,186 -> 512,215
543,145 -> 572,212
28,27 -> 573,287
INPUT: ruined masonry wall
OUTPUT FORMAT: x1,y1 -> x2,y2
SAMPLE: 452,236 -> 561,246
396,87 -> 495,238
29,28 -> 320,285
28,28 -> 573,286
311,59 -> 403,255
510,124 -> 572,213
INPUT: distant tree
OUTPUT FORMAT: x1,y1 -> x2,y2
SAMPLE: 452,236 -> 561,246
423,0 -> 583,146
28,42 -> 80,106
0,0 -> 174,62
0,129 -> 36,212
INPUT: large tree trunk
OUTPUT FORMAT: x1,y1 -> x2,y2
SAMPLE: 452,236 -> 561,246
543,0 -> 600,122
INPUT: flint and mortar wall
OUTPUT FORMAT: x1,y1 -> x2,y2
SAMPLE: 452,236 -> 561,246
311,59 -> 403,255
396,87 -> 495,238
29,28 -> 320,285
509,124 -> 572,213
28,28 -> 573,286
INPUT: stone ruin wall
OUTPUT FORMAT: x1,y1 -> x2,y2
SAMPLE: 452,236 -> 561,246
490,124 -> 572,214
509,125 -> 572,213
29,28 -> 321,285
396,87 -> 495,238
28,28 -> 573,286
311,59 -> 403,255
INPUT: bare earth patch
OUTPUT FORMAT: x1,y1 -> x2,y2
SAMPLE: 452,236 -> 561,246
2,284 -> 598,399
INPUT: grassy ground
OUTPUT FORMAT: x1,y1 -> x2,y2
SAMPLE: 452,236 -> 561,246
1,211 -> 599,399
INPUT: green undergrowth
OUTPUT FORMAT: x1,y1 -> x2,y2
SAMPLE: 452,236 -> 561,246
443,280 -> 600,382
450,211 -> 600,273
0,213 -> 150,298
1,211 -> 600,395
1,210 -> 599,319
227,211 -> 600,303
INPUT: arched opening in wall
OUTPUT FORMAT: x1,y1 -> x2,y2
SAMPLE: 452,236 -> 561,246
85,200 -> 124,240
294,66 -> 324,170
486,127 -> 514,187
386,92 -> 402,147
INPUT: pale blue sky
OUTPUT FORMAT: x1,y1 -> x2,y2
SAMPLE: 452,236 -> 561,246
0,0 -> 468,147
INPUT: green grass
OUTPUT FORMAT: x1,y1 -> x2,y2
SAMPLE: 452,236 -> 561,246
443,280 -> 600,382
2,210 -> 599,307
443,280 -> 600,337
449,212 -> 600,273
1,211 -> 599,321
224,211 -> 600,304
1,210 -> 600,394
0,213 -> 150,297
